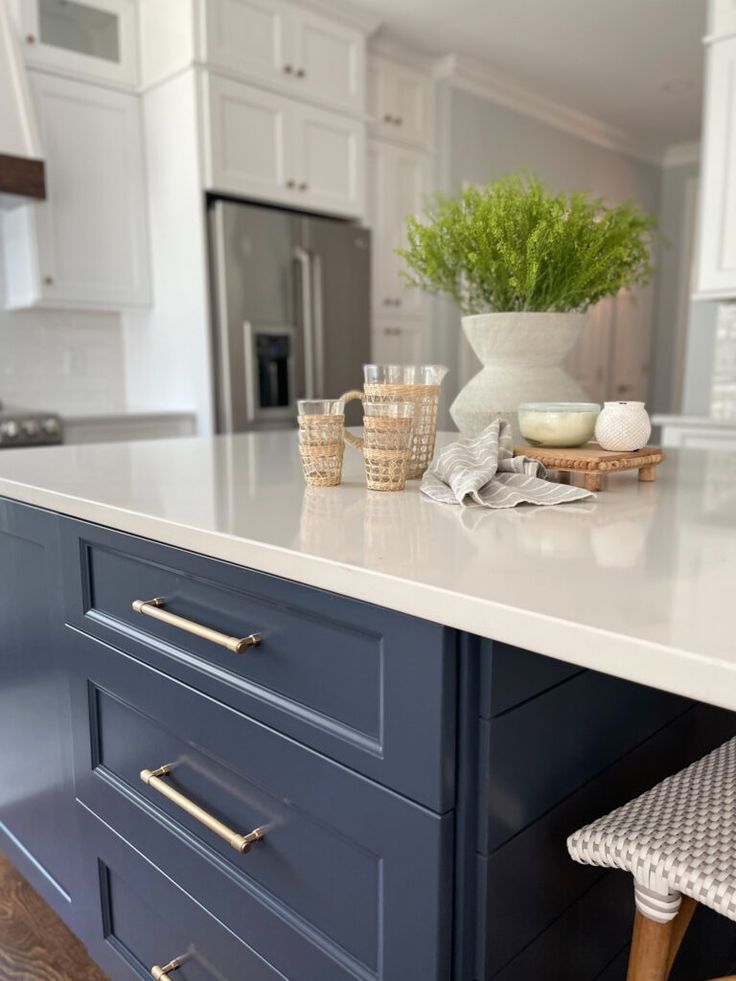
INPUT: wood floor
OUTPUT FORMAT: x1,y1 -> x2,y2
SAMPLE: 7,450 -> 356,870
0,851 -> 108,981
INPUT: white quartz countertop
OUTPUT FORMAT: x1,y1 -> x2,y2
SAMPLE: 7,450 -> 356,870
0,431 -> 734,710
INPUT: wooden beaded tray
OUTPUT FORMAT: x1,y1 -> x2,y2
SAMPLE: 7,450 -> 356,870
514,444 -> 666,492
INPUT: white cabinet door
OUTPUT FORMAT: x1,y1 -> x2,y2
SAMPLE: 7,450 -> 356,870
3,71 -> 150,310
368,56 -> 432,148
368,140 -> 429,316
696,37 -> 736,298
202,0 -> 292,87
293,102 -> 365,217
12,0 -> 138,87
291,8 -> 364,114
204,73 -> 298,205
371,321 -> 425,364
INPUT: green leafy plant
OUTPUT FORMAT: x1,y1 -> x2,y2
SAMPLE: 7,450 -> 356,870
398,172 -> 657,315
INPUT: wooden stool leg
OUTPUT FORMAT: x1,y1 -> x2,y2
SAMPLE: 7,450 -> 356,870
556,470 -> 571,484
665,896 -> 697,975
626,911 -> 674,981
639,464 -> 657,482
583,472 -> 603,492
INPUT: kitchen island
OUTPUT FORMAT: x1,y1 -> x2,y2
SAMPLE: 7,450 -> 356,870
0,432 -> 734,981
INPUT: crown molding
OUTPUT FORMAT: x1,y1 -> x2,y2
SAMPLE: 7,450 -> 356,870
661,141 -> 701,168
368,31 -> 440,72
298,0 -> 382,34
433,52 -> 663,166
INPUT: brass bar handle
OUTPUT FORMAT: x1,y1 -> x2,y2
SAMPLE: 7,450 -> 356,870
140,765 -> 265,855
339,390 -> 365,449
132,598 -> 261,654
151,955 -> 186,979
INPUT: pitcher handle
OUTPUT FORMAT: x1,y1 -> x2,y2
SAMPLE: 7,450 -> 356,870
340,390 -> 365,449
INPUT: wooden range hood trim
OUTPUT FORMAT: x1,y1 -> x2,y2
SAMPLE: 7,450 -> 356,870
0,153 -> 45,200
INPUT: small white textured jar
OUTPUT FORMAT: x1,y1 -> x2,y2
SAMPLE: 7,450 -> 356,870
595,401 -> 651,452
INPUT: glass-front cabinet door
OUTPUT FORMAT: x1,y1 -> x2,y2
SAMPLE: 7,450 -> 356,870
13,0 -> 137,87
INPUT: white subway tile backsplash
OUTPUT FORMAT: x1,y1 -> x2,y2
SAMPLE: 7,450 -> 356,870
0,306 -> 126,413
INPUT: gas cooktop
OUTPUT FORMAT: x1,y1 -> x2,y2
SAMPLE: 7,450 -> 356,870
0,402 -> 63,448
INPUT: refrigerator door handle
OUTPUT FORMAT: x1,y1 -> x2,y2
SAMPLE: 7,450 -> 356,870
312,253 -> 325,398
294,246 -> 315,399
242,320 -> 256,423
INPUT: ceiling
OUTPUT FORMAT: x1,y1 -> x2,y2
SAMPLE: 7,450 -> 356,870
359,0 -> 707,157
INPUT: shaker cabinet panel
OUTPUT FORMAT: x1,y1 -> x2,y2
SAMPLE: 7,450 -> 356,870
12,0 -> 138,87
204,74 -> 366,217
203,72 -> 295,204
368,55 -> 432,147
294,102 -> 365,217
0,499 -> 82,930
696,36 -> 736,298
202,0 -> 292,86
368,140 -> 429,316
2,71 -> 151,310
292,8 -> 365,114
66,628 -> 453,981
76,809 -> 285,981
201,0 -> 365,116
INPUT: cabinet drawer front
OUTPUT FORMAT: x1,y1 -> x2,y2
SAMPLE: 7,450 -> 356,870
77,808 -> 284,981
68,631 -> 452,981
62,518 -> 455,811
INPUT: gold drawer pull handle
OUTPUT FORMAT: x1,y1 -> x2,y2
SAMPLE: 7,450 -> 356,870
132,598 -> 261,654
140,765 -> 265,855
151,955 -> 186,979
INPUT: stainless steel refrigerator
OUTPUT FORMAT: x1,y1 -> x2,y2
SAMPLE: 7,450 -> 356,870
208,198 -> 371,432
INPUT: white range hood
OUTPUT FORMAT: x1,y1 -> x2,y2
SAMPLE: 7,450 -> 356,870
0,1 -> 45,206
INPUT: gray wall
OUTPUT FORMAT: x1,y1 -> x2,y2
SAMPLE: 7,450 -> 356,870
682,298 -> 719,414
428,84 -> 663,427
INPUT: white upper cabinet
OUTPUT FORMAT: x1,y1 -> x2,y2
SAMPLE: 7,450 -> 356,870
203,73 -> 365,218
11,0 -> 138,87
368,55 -> 433,148
291,8 -> 364,114
293,101 -> 365,216
695,36 -> 736,298
200,0 -> 291,87
200,0 -> 366,115
368,140 -> 430,317
204,74 -> 293,203
2,71 -> 151,310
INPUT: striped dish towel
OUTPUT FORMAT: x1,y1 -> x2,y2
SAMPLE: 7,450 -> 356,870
420,420 -> 594,508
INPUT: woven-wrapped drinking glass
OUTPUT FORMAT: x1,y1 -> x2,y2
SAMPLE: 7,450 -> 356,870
362,402 -> 414,492
297,400 -> 345,487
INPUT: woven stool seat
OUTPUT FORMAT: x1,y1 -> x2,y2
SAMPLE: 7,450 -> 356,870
568,736 -> 736,925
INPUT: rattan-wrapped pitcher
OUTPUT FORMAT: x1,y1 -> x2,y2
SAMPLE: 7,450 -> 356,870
342,364 -> 448,478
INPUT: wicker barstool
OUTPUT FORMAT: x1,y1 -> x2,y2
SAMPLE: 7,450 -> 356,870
567,737 -> 736,981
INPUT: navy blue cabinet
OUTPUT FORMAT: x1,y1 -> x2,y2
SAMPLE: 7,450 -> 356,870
61,518 -> 456,813
66,627 -> 453,981
1,495 -> 735,981
0,499 -> 83,933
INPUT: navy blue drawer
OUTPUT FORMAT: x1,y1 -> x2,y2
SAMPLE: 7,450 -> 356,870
61,518 -> 455,812
67,629 -> 453,981
76,807 -> 285,981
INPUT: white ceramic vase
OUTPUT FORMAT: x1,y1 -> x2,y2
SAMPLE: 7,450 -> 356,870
450,312 -> 589,437
594,401 -> 651,451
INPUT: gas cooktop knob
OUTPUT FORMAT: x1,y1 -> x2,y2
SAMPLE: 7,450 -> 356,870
0,420 -> 20,440
21,419 -> 40,438
42,417 -> 60,436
